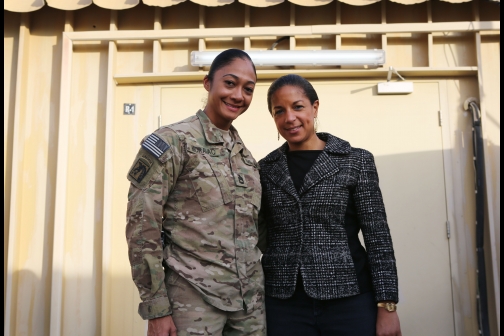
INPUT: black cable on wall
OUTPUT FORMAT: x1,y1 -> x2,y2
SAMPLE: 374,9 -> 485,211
466,99 -> 491,336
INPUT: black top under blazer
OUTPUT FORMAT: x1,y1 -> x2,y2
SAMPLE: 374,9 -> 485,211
258,133 -> 398,303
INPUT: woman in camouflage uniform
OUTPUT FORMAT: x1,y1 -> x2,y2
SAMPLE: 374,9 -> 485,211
126,49 -> 265,336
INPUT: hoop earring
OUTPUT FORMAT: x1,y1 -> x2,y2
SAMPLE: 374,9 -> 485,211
314,117 -> 319,132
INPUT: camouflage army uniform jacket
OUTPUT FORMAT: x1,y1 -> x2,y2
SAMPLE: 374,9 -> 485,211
126,110 -> 264,320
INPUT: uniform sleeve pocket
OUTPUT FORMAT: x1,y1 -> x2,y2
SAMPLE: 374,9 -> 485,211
126,196 -> 145,265
126,197 -> 144,237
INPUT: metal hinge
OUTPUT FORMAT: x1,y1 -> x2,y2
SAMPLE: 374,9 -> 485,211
438,111 -> 443,126
446,221 -> 451,239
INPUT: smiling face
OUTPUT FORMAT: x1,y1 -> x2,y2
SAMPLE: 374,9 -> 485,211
271,85 -> 323,151
203,58 -> 256,130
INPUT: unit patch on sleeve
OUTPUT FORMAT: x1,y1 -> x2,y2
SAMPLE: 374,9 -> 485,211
142,133 -> 170,160
129,155 -> 153,183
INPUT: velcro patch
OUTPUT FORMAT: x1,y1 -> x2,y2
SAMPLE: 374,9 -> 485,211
129,155 -> 153,183
142,134 -> 170,160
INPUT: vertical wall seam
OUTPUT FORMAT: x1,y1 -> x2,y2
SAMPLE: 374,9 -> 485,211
381,0 -> 387,64
48,14 -> 72,336
101,10 -> 118,336
244,6 -> 250,50
49,31 -> 73,336
427,34 -> 434,67
437,80 -> 464,336
427,0 -> 432,23
335,1 -> 341,50
381,0 -> 386,24
198,6 -> 206,52
472,0 -> 480,22
4,12 -> 30,336
64,11 -> 74,33
427,0 -> 433,66
289,4 -> 296,50
153,7 -> 161,73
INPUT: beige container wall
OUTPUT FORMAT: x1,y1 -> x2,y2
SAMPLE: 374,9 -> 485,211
4,8 -> 64,336
3,2 -> 500,335
4,10 -> 20,311
480,34 -> 500,336
60,42 -> 108,335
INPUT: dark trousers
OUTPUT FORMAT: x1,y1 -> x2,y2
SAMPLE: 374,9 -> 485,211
265,277 -> 377,336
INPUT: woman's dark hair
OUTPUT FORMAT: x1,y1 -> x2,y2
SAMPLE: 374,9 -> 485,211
267,74 -> 319,114
207,49 -> 257,82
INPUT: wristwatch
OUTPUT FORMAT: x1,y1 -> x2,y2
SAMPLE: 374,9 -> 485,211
377,302 -> 397,312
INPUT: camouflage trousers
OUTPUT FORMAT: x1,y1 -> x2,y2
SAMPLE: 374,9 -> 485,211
166,270 -> 266,336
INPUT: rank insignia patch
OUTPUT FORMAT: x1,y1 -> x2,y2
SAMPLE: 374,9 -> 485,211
235,173 -> 247,187
129,156 -> 153,183
142,134 -> 170,159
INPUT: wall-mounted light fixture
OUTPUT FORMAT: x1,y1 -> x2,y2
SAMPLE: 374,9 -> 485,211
190,50 -> 386,67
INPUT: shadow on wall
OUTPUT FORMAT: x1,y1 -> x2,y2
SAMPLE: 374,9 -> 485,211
6,270 -> 108,336
5,271 -> 148,336
6,270 -> 49,336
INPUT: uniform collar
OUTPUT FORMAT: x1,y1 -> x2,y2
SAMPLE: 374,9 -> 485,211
197,109 -> 243,146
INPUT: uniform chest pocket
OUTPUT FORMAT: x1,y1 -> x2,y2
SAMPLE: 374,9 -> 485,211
188,153 -> 232,212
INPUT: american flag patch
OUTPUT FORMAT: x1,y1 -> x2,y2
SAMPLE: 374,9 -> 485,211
142,134 -> 170,159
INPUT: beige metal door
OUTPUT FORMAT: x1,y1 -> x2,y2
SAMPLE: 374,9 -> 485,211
314,81 -> 454,336
159,80 -> 454,336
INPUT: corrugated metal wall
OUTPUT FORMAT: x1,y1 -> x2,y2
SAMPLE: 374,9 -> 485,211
3,1 -> 500,335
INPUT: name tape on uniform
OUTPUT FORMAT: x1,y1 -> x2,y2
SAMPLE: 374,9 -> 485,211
142,134 -> 170,159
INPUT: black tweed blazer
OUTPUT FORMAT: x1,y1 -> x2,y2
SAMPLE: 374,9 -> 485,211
258,133 -> 398,303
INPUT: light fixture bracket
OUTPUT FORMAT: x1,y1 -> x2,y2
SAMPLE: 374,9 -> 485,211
387,66 -> 405,82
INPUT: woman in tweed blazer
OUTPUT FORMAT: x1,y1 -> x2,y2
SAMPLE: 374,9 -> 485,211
258,75 -> 401,336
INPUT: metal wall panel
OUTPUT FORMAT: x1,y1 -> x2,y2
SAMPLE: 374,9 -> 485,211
4,7 -> 65,336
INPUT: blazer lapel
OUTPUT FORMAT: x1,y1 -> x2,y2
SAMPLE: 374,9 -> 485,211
297,151 -> 340,196
261,134 -> 351,199
298,133 -> 352,196
262,147 -> 299,200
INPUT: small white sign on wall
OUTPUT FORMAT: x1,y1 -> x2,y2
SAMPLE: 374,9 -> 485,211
377,82 -> 414,95
124,103 -> 136,115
